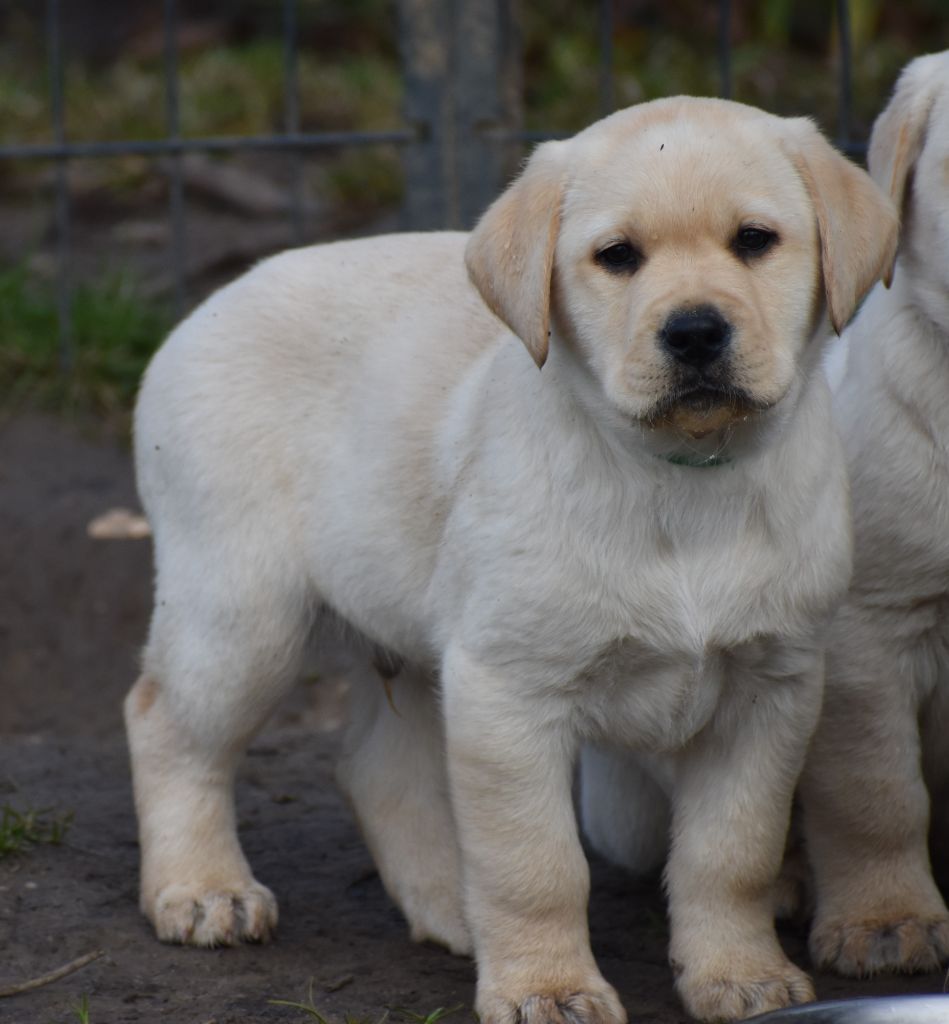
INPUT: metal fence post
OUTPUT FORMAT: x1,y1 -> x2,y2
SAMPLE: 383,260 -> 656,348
163,0 -> 187,318
454,0 -> 522,226
398,0 -> 522,230
836,0 -> 854,155
47,0 -> 72,370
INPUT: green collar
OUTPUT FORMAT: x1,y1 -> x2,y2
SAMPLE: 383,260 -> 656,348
656,451 -> 733,468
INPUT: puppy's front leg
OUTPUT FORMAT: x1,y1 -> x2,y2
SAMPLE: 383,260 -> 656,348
667,657 -> 822,1022
442,648 -> 626,1024
801,608 -> 949,975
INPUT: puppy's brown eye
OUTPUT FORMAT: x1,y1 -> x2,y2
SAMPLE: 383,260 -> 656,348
734,227 -> 777,256
596,242 -> 641,272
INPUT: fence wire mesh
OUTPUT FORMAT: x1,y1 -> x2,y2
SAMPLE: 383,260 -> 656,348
0,0 -> 862,363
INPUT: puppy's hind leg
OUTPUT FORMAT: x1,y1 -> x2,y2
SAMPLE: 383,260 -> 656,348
579,745 -> 670,876
337,659 -> 471,955
126,550 -> 311,947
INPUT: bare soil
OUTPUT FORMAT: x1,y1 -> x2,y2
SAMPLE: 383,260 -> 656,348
0,412 -> 944,1024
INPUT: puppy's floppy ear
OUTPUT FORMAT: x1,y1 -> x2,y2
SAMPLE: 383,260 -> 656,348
465,141 -> 566,368
785,120 -> 899,335
868,54 -> 943,286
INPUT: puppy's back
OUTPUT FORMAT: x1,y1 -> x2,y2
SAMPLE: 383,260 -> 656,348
135,234 -> 501,491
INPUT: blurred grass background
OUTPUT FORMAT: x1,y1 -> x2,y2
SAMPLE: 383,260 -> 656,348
0,0 -> 946,421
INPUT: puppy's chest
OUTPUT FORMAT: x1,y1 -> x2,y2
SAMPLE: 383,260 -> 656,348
576,637 -> 726,752
567,546 -> 811,751
604,538 -> 786,651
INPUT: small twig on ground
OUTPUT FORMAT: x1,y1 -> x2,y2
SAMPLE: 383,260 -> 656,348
0,949 -> 104,998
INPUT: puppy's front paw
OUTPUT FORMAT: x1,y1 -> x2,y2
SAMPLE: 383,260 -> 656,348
478,983 -> 626,1024
810,914 -> 949,977
149,880 -> 278,946
675,960 -> 814,1022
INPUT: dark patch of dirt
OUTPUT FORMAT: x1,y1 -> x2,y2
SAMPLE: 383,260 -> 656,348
1,413 -> 945,1024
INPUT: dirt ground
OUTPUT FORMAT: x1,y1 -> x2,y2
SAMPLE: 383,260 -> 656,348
1,412 -> 946,1024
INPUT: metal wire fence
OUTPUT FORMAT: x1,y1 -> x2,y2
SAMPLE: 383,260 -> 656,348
0,0 -> 862,368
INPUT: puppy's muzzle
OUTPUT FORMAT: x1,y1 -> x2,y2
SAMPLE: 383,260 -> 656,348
647,306 -> 765,439
660,306 -> 732,369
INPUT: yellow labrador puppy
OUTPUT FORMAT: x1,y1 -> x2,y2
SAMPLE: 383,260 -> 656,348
800,52 -> 949,977
127,97 -> 896,1023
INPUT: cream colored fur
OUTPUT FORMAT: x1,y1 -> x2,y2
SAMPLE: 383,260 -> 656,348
799,52 -> 949,978
127,97 -> 896,1023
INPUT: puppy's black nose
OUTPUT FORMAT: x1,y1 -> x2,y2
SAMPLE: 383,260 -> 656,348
661,307 -> 732,367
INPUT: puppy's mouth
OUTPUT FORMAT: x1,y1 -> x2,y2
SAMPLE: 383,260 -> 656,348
645,384 -> 768,440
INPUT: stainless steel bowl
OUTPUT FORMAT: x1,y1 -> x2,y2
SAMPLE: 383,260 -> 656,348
745,995 -> 949,1023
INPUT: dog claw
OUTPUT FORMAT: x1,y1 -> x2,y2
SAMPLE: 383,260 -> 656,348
151,882 -> 278,947
481,986 -> 626,1024
677,964 -> 815,1022
810,916 -> 949,977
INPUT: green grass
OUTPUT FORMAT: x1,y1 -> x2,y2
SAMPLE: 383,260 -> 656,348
0,802 -> 73,859
0,266 -> 169,418
268,983 -> 465,1024
71,994 -> 91,1024
395,1007 -> 463,1024
269,985 -> 388,1024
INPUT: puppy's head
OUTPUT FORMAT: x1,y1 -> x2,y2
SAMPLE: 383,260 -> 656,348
869,51 -> 949,327
467,97 -> 897,442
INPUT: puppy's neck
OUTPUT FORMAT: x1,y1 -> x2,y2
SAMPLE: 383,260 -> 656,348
640,421 -> 757,469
